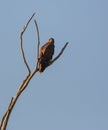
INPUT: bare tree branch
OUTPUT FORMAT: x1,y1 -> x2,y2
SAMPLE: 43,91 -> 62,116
0,13 -> 38,130
18,69 -> 38,93
0,97 -> 13,130
20,13 -> 35,74
49,42 -> 69,66
0,13 -> 68,130
34,19 -> 40,70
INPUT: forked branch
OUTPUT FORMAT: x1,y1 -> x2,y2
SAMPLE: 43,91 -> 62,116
0,13 -> 38,130
0,13 -> 68,130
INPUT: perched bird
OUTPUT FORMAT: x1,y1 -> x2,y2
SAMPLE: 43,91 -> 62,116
39,38 -> 55,72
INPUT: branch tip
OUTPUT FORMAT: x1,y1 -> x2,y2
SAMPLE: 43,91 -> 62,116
49,42 -> 69,66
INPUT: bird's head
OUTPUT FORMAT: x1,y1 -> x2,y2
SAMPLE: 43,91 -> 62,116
48,38 -> 54,43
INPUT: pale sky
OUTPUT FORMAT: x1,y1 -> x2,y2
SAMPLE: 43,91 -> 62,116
0,0 -> 108,130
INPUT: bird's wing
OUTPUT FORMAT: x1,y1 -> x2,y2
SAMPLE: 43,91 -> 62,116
40,42 -> 55,60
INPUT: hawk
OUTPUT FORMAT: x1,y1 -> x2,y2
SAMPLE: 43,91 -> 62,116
38,38 -> 55,72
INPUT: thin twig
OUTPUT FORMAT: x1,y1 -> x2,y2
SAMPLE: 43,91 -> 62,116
20,13 -> 35,74
34,19 -> 40,59
34,19 -> 40,70
49,42 -> 69,65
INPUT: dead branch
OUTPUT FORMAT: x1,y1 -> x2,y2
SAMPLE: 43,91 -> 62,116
49,42 -> 69,66
0,13 -> 38,130
20,13 -> 35,74
0,13 -> 68,130
34,20 -> 40,60
34,19 -> 40,70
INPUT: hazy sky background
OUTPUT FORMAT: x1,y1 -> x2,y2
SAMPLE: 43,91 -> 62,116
0,0 -> 108,130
